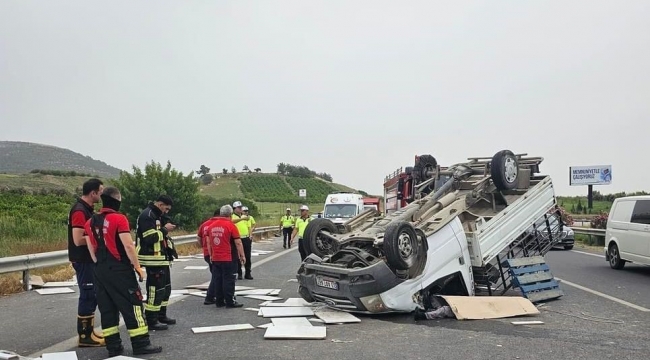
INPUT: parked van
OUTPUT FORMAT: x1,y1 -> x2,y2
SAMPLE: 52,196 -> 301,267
604,196 -> 650,269
323,193 -> 364,225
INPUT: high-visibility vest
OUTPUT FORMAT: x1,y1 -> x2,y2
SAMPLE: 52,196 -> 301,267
281,215 -> 295,228
232,213 -> 250,237
295,217 -> 310,238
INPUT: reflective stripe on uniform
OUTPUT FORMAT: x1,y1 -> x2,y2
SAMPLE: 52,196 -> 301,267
281,215 -> 295,227
145,286 -> 161,312
134,305 -> 146,329
139,260 -> 170,266
128,325 -> 149,337
103,326 -> 119,337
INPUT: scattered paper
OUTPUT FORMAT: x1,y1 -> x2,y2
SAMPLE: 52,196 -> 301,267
511,320 -> 544,325
192,324 -> 255,334
171,289 -> 190,295
439,296 -> 540,320
35,288 -> 75,295
244,295 -> 283,302
257,323 -> 273,329
271,317 -> 312,327
287,279 -> 298,282
42,281 -> 77,288
264,325 -> 326,340
244,308 -> 260,312
314,310 -> 361,324
268,289 -> 281,296
184,266 -> 209,270
261,307 -> 314,318
235,289 -> 278,296
172,258 -> 191,262
235,286 -> 256,291
41,351 -> 79,360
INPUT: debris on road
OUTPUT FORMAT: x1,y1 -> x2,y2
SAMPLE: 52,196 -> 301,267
263,325 -> 326,340
260,307 -> 314,318
41,351 -> 78,359
35,288 -> 75,295
313,309 -> 361,324
191,324 -> 255,334
511,320 -> 544,325
331,339 -> 354,343
243,295 -> 283,301
184,266 -> 209,270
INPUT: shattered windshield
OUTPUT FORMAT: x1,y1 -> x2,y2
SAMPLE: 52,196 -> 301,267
324,204 -> 357,219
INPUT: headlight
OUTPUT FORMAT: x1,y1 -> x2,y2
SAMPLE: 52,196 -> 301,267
359,295 -> 387,313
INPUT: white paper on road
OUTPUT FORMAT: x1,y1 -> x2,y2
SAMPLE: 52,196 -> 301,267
268,289 -> 281,296
271,317 -> 312,327
257,323 -> 273,329
184,266 -> 209,270
185,283 -> 209,290
35,288 -> 75,295
243,308 -> 260,312
314,310 -> 361,324
264,325 -> 326,339
287,279 -> 298,282
192,324 -> 255,334
41,281 -> 77,288
235,286 -> 256,291
283,298 -> 311,306
261,307 -> 314,318
243,295 -> 283,301
511,320 -> 544,325
171,289 -> 190,295
172,258 -> 191,262
110,356 -> 147,360
41,351 -> 79,360
188,292 -> 207,298
235,289 -> 278,296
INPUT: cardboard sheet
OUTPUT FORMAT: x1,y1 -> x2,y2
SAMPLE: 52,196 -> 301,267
191,324 -> 255,334
264,326 -> 326,340
271,317 -> 312,327
243,295 -> 283,301
439,296 -> 540,320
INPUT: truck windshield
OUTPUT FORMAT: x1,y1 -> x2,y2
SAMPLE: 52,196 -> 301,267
324,204 -> 357,219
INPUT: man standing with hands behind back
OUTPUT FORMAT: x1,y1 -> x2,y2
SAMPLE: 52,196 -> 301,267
231,201 -> 253,280
68,178 -> 105,347
207,205 -> 245,308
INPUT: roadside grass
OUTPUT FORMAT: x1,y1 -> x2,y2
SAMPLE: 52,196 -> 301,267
256,202 -> 323,220
556,197 -> 612,215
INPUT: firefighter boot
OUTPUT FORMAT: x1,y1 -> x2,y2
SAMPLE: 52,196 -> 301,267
77,315 -> 106,347
131,335 -> 162,355
158,306 -> 176,325
104,334 -> 124,357
145,311 -> 168,331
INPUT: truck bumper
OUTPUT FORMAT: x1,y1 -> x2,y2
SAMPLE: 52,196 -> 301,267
296,253 -> 406,314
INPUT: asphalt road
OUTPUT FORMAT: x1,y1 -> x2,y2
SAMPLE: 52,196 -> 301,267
1,241 -> 650,360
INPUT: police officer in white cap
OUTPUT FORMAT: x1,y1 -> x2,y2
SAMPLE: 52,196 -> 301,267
279,208 -> 295,249
290,205 -> 311,261
231,201 -> 253,280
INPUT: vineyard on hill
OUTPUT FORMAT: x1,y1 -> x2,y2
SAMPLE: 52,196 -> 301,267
238,174 -> 339,203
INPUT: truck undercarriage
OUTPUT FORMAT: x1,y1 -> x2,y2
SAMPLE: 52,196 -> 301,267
296,150 -> 564,313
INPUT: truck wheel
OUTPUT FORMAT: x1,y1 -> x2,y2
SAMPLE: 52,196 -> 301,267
416,155 -> 437,179
608,243 -> 626,269
383,221 -> 419,270
490,150 -> 519,191
303,218 -> 339,259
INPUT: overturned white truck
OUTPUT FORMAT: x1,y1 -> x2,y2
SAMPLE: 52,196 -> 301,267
296,150 -> 564,313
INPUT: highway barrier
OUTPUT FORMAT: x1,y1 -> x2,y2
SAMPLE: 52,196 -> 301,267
0,226 -> 278,291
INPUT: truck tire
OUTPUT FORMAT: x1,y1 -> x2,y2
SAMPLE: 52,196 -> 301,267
303,218 -> 339,259
415,155 -> 437,179
490,150 -> 519,191
383,221 -> 419,270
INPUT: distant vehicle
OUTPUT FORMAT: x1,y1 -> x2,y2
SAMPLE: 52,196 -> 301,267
604,196 -> 650,269
362,197 -> 381,213
322,193 -> 365,225
524,216 -> 574,250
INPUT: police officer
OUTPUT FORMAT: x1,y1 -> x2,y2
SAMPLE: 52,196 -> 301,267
243,206 -> 256,235
67,178 -> 105,347
135,195 -> 176,330
290,205 -> 311,261
84,187 -> 162,357
279,208 -> 295,249
231,201 -> 253,280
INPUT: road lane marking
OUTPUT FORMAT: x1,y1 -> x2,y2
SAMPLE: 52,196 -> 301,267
555,277 -> 650,312
27,244 -> 297,358
570,250 -> 605,258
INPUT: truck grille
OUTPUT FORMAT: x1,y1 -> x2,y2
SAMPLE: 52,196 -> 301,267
312,294 -> 359,310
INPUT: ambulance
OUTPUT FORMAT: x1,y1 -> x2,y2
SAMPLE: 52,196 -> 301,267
322,193 -> 365,225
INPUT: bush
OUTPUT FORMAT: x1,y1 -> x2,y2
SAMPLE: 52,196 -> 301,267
201,174 -> 214,185
112,161 -> 201,230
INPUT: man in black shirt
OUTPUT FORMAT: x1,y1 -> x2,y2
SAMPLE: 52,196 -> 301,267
68,178 -> 105,347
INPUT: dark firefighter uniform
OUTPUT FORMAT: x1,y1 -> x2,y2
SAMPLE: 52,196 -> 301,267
85,208 -> 160,356
67,198 -> 105,347
135,201 -> 177,330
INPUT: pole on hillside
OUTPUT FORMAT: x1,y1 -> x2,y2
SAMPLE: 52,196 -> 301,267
587,185 -> 593,209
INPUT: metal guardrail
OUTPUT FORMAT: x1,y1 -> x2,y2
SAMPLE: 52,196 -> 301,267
0,226 -> 278,291
570,227 -> 606,236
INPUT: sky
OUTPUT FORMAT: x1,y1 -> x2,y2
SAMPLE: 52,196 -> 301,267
1,1 -> 649,197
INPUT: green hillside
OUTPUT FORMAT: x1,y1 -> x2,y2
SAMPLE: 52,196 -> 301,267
0,141 -> 122,178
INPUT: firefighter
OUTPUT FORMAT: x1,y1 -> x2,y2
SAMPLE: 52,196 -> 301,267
135,195 -> 177,330
207,204 -> 246,308
279,208 -> 295,249
67,178 -> 105,347
290,205 -> 311,261
197,210 -> 219,305
231,201 -> 253,280
84,186 -> 162,357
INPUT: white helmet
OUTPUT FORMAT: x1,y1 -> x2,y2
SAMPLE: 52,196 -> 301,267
286,207 -> 291,211
233,201 -> 242,208
242,206 -> 249,211
300,205 -> 309,211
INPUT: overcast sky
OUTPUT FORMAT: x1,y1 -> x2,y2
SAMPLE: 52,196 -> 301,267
1,1 -> 649,197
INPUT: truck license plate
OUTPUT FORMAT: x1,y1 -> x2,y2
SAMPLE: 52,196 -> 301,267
316,277 -> 339,290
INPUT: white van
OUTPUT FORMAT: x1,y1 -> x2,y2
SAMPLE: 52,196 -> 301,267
323,193 -> 364,225
604,196 -> 650,269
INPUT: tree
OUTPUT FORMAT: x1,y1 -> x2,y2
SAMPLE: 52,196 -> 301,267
243,165 -> 250,173
198,196 -> 260,220
254,168 -> 261,173
222,168 -> 228,174
201,174 -> 214,185
112,160 -> 201,229
231,166 -> 236,174
277,163 -> 287,175
195,165 -> 210,177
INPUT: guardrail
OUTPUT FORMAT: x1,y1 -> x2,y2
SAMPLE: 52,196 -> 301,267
0,226 -> 278,291
570,227 -> 606,236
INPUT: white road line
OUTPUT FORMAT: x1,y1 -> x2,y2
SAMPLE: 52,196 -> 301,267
27,244 -> 297,358
570,250 -> 605,259
555,277 -> 650,312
